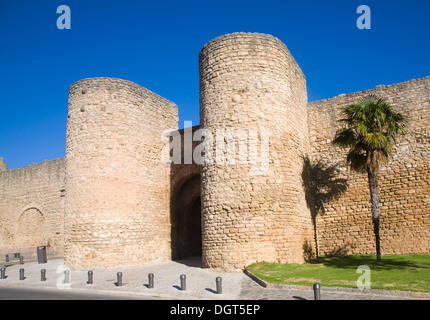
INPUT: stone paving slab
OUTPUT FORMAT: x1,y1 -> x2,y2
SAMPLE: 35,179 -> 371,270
0,258 -> 244,300
0,258 -> 428,300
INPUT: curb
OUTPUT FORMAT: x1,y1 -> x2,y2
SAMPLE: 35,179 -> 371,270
0,282 -> 205,300
243,269 -> 430,299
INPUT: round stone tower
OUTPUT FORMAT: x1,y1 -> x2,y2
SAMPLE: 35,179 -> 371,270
199,33 -> 314,270
64,77 -> 178,269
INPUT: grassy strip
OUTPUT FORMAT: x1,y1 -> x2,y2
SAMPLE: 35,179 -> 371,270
246,254 -> 430,292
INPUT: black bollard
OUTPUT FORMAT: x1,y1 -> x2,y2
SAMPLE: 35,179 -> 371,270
88,271 -> 93,285
0,267 -> 5,279
5,254 -> 9,263
19,268 -> 24,280
116,272 -> 122,286
216,276 -> 222,294
148,273 -> 154,289
180,274 -> 186,291
37,246 -> 47,264
19,256 -> 24,265
41,269 -> 46,281
313,283 -> 321,300
64,270 -> 70,284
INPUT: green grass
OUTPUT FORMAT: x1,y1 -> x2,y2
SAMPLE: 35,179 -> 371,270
246,254 -> 430,292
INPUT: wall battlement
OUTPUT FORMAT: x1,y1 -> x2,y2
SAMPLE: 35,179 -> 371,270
0,158 -> 7,171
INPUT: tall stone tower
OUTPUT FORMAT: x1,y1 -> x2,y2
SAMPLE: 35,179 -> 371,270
64,78 -> 178,269
199,33 -> 314,270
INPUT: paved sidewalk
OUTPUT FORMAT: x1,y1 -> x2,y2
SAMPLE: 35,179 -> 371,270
0,258 -> 427,300
0,258 -> 244,300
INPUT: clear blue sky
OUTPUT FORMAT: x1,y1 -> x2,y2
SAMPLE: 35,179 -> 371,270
0,0 -> 429,169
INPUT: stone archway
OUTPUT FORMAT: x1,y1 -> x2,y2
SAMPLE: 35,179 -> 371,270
170,174 -> 202,260
15,207 -> 47,248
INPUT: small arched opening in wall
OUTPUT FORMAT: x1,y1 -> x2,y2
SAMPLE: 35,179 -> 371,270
15,207 -> 47,248
170,174 -> 202,261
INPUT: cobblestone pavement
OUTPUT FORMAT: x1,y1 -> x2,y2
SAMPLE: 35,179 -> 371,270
0,258 -> 428,300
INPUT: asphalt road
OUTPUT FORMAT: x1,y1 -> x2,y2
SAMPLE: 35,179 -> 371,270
0,286 -> 160,300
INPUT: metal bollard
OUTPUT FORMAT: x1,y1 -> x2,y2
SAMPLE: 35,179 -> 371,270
216,276 -> 222,294
19,256 -> 24,265
1,267 -> 5,279
313,283 -> 321,300
88,271 -> 93,285
19,268 -> 25,280
116,272 -> 122,286
148,273 -> 154,289
5,254 -> 9,263
41,269 -> 46,281
180,274 -> 186,291
64,270 -> 70,284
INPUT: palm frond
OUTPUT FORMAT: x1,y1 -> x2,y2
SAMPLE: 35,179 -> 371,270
346,150 -> 367,173
333,94 -> 409,172
363,133 -> 392,154
332,128 -> 356,148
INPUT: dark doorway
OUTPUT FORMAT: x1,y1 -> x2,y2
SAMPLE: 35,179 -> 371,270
170,175 -> 202,260
188,196 -> 202,257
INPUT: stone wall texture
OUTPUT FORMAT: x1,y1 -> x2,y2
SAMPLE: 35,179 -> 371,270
0,158 -> 65,253
0,32 -> 428,271
199,33 -> 314,270
308,76 -> 430,256
64,77 -> 178,269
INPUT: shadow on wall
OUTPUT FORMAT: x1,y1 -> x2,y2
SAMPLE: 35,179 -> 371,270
301,155 -> 349,258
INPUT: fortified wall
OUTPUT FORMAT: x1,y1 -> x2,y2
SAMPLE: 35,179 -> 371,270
0,32 -> 428,271
0,158 -> 65,256
308,76 -> 430,256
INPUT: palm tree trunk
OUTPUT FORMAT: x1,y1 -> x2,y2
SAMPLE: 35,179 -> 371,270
312,215 -> 319,258
367,166 -> 382,262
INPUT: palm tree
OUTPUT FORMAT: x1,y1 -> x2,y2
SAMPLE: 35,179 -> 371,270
332,94 -> 409,261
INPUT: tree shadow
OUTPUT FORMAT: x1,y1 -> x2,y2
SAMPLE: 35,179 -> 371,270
301,155 -> 349,258
306,254 -> 430,271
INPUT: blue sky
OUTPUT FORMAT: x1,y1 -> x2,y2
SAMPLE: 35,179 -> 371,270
0,0 -> 429,169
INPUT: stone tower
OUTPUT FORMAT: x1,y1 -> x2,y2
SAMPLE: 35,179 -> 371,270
199,33 -> 314,270
64,78 -> 178,269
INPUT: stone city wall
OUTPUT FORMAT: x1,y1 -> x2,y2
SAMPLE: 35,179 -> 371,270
0,33 -> 428,270
0,158 -> 65,255
307,76 -> 430,256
